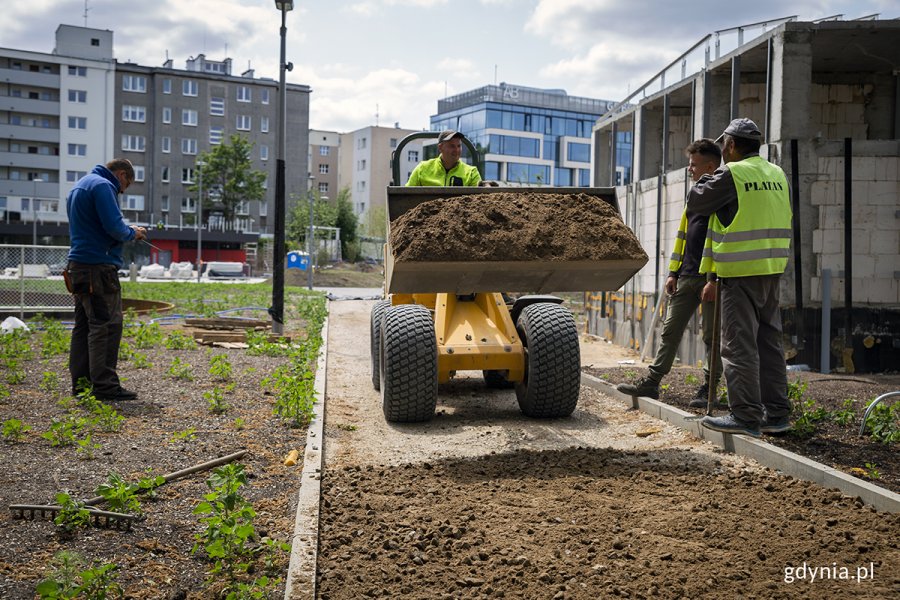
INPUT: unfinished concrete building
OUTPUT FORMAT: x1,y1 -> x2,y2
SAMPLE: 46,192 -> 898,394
589,16 -> 899,373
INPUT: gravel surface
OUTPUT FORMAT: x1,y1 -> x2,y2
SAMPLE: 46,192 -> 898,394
318,300 -> 899,599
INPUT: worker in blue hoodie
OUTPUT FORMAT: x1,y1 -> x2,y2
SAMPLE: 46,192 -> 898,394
66,158 -> 147,401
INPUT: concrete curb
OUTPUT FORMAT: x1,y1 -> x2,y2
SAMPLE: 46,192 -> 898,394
284,309 -> 329,599
581,372 -> 900,513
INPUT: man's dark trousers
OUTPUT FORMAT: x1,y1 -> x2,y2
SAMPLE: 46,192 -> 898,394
68,262 -> 124,397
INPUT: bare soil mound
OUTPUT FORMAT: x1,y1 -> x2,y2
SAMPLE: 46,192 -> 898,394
318,447 -> 900,599
390,193 -> 648,262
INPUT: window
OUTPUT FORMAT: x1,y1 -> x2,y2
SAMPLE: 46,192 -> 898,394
161,166 -> 170,183
319,146 -> 329,156
358,137 -> 367,149
122,105 -> 146,122
236,201 -> 250,215
162,107 -> 172,123
358,159 -> 366,171
67,143 -> 87,156
318,182 -> 329,194
236,115 -> 251,131
122,75 -> 146,93
237,86 -> 251,102
181,197 -> 196,213
161,136 -> 171,153
121,194 -> 145,211
260,145 -> 268,160
408,150 -> 419,162
182,109 -> 198,126
357,181 -> 366,191
161,195 -> 170,211
260,116 -> 269,133
182,168 -> 195,183
134,166 -> 145,182
319,164 -> 329,174
162,78 -> 172,94
68,89 -> 87,103
181,138 -> 197,155
183,80 -> 198,96
261,89 -> 270,104
67,116 -> 87,129
209,127 -> 223,145
121,135 -> 146,152
210,97 -> 225,116
66,170 -> 87,182
67,66 -> 87,77
566,142 -> 590,163
390,138 -> 398,148
91,38 -> 100,47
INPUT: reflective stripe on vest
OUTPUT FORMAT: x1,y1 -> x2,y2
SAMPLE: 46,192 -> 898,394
700,156 -> 792,277
667,209 -> 689,273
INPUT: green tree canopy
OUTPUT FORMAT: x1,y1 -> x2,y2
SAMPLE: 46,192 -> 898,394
191,134 -> 266,224
286,186 -> 361,261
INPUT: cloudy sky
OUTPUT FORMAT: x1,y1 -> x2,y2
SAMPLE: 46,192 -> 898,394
4,0 -> 894,132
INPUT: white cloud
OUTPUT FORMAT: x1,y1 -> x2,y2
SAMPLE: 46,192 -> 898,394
437,57 -> 477,72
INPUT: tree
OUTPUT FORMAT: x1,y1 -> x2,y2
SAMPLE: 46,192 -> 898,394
286,190 -> 336,251
334,189 -> 359,261
191,135 -> 266,225
360,205 -> 387,240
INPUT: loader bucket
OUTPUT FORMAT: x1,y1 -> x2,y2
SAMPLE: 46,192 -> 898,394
384,186 -> 647,295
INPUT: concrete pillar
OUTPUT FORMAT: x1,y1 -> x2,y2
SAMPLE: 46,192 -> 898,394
592,127 -> 613,186
638,105 -> 663,180
771,27 -> 816,309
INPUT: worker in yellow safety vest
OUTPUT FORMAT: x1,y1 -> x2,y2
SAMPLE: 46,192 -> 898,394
616,139 -> 722,406
687,118 -> 793,437
406,130 -> 482,187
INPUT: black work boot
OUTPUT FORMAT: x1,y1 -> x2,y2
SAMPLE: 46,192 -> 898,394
689,382 -> 710,408
616,376 -> 661,399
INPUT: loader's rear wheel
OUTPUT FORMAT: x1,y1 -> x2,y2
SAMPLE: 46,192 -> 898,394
370,299 -> 390,391
483,370 -> 514,389
380,304 -> 437,422
515,303 -> 580,418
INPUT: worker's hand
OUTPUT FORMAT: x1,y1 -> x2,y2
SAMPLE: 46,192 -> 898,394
664,276 -> 678,296
701,280 -> 717,302
132,226 -> 147,241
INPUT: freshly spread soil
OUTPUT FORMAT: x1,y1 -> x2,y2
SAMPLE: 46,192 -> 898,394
318,448 -> 899,599
389,193 -> 648,263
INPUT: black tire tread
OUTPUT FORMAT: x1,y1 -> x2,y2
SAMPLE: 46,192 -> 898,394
370,299 -> 390,390
381,304 -> 437,422
515,303 -> 580,418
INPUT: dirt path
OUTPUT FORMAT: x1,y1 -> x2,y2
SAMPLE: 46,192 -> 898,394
318,300 -> 899,599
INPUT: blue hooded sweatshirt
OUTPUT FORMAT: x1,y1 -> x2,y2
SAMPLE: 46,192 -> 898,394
66,165 -> 136,268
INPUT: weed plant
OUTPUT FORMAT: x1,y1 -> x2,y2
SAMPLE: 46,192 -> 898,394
2,418 -> 31,442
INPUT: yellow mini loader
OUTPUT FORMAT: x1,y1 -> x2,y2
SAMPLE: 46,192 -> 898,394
371,133 -> 646,422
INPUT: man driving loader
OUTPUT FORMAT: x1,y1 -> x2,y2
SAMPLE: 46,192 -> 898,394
406,130 -> 482,187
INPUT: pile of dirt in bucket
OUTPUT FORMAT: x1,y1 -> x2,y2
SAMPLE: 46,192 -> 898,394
389,192 -> 648,262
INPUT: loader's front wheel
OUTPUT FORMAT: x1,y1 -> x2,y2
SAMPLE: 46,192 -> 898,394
380,304 -> 437,422
370,299 -> 390,391
515,303 -> 580,418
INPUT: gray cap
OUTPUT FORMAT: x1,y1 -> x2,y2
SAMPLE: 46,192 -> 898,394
437,130 -> 463,144
715,118 -> 762,144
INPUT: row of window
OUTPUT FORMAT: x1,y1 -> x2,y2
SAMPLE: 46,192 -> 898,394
121,75 -> 271,104
126,105 -> 270,132
118,133 -> 270,157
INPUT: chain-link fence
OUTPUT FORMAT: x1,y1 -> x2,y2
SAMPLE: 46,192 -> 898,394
0,244 -> 73,318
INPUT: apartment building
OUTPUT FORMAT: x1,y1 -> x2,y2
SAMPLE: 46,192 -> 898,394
0,25 -> 311,269
338,124 -> 423,216
308,129 -> 340,199
0,25 -> 116,242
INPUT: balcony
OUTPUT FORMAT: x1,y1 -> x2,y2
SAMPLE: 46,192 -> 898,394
0,179 -> 60,199
0,152 -> 60,172
0,123 -> 60,144
0,96 -> 60,117
0,68 -> 60,89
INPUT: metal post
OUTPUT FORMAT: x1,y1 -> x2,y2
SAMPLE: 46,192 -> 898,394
196,162 -> 204,282
272,0 -> 293,334
32,177 -> 43,263
307,178 -> 314,291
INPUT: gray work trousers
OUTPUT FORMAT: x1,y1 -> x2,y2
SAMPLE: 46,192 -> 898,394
719,274 -> 790,426
648,275 -> 721,387
67,262 -> 125,397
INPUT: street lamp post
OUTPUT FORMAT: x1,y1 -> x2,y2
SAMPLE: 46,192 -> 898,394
196,161 -> 204,282
307,176 -> 314,290
272,0 -> 294,335
32,178 -> 43,261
